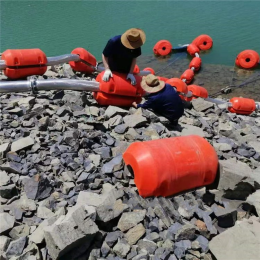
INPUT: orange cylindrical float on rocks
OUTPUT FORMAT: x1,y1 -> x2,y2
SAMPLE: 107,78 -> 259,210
1,49 -> 47,79
157,76 -> 169,83
235,50 -> 259,69
185,85 -> 208,101
166,78 -> 188,95
143,67 -> 155,75
123,135 -> 218,197
96,71 -> 144,97
189,57 -> 202,71
181,69 -> 194,84
69,48 -> 97,74
192,35 -> 213,51
153,40 -> 172,56
228,97 -> 256,115
187,43 -> 200,56
93,92 -> 142,107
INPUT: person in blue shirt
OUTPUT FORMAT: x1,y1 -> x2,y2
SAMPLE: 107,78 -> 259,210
132,74 -> 184,125
102,28 -> 146,85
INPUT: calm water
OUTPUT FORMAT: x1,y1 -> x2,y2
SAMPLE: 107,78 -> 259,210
1,1 -> 260,66
1,1 -> 260,100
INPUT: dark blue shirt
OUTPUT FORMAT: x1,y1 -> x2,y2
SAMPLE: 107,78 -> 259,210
103,35 -> 141,73
137,84 -> 184,121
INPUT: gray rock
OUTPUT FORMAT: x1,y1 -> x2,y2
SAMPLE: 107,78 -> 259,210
192,98 -> 214,112
246,190 -> 260,216
209,217 -> 260,260
105,231 -> 123,247
175,225 -> 196,242
0,236 -> 11,253
0,184 -> 17,199
180,124 -> 205,137
0,213 -> 15,234
137,239 -> 158,254
125,223 -> 146,245
214,207 -> 237,228
118,210 -> 146,232
0,171 -> 10,186
123,108 -> 148,128
114,124 -> 128,134
113,239 -> 130,258
174,240 -> 191,259
5,236 -> 27,258
0,143 -> 9,154
9,225 -> 30,240
196,235 -> 209,252
101,155 -> 124,174
112,141 -> 130,157
44,205 -> 99,260
104,106 -> 128,118
11,137 -> 35,152
37,207 -> 55,219
0,162 -> 22,174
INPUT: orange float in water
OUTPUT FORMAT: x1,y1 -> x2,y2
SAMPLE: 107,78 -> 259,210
1,49 -> 47,79
96,71 -> 144,97
157,76 -> 169,83
228,97 -> 256,115
181,69 -> 194,84
69,48 -> 97,74
166,78 -> 188,94
153,40 -> 172,56
192,35 -> 213,50
187,43 -> 200,56
93,92 -> 141,107
133,64 -> 140,74
235,50 -> 260,69
189,57 -> 202,71
143,67 -> 155,75
123,135 -> 218,197
185,85 -> 208,101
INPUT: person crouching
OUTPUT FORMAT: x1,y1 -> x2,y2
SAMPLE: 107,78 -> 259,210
132,74 -> 184,125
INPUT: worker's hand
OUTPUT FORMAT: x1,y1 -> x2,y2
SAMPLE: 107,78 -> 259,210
126,73 -> 136,85
132,102 -> 137,108
102,69 -> 113,82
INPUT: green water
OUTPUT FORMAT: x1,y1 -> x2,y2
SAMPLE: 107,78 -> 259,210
1,0 -> 260,66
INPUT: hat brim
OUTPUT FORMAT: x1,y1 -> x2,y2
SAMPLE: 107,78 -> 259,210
121,28 -> 146,49
141,78 -> 165,93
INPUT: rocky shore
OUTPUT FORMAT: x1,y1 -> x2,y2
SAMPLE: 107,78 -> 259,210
0,64 -> 260,260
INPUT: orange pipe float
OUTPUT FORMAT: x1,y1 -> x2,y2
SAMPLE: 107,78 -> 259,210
189,57 -> 202,71
143,67 -> 155,75
181,69 -> 194,84
228,97 -> 257,115
153,40 -> 172,56
192,35 -> 213,50
187,43 -> 200,56
235,50 -> 259,69
123,135 -> 218,197
184,85 -> 208,101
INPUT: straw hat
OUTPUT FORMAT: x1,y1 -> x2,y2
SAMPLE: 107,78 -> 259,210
141,74 -> 165,93
121,28 -> 146,49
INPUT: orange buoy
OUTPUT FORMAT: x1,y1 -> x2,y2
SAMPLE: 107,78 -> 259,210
189,57 -> 202,71
1,49 -> 47,79
166,78 -> 188,94
187,43 -> 200,56
157,76 -> 169,83
69,48 -> 96,74
153,40 -> 172,56
96,71 -> 144,97
143,67 -> 155,75
181,69 -> 194,84
133,64 -> 140,74
192,35 -> 213,50
93,92 -> 142,107
123,135 -> 218,197
235,50 -> 260,69
185,85 -> 208,101
228,97 -> 256,115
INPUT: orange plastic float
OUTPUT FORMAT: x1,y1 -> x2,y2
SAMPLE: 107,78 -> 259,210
192,35 -> 213,50
123,135 -> 218,197
96,71 -> 144,97
1,49 -> 47,79
235,50 -> 260,69
228,97 -> 256,115
93,92 -> 141,107
185,85 -> 208,101
133,64 -> 140,74
157,76 -> 169,83
153,40 -> 173,56
187,43 -> 200,56
69,48 -> 97,74
166,78 -> 188,95
189,57 -> 202,71
181,69 -> 194,84
143,67 -> 155,75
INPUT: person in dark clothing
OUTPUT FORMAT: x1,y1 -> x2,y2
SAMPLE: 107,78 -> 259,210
132,74 -> 184,125
102,28 -> 146,85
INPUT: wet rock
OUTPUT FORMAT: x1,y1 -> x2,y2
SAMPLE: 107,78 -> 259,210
11,136 -> 35,152
125,223 -> 146,245
0,213 -> 15,234
118,210 -> 146,232
44,205 -> 99,260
